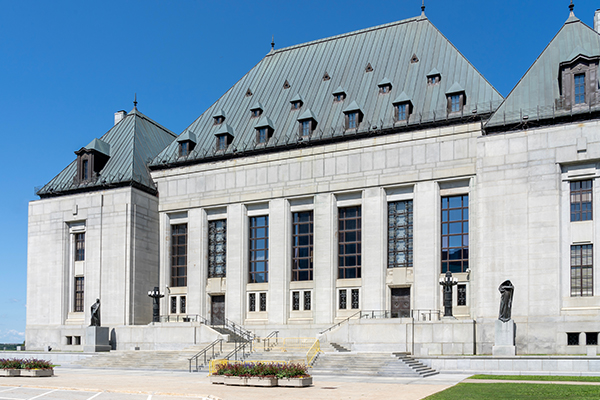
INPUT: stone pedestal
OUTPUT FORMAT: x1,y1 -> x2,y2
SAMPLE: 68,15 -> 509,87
84,326 -> 111,352
493,319 -> 516,356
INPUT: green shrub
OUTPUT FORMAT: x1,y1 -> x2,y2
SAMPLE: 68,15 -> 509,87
0,358 -> 53,370
215,362 -> 309,378
0,358 -> 24,369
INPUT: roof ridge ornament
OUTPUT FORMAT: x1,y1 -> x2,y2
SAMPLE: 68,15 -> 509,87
421,0 -> 426,16
271,35 -> 275,52
133,93 -> 138,110
569,0 -> 574,15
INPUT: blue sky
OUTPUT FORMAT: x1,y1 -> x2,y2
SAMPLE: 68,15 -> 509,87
0,0 -> 597,343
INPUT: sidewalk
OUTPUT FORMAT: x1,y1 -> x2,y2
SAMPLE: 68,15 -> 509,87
0,368 -> 470,400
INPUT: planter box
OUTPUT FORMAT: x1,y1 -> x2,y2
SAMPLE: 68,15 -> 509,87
209,375 -> 225,384
278,377 -> 312,387
0,369 -> 20,377
247,376 -> 277,387
224,376 -> 247,386
20,369 -> 54,377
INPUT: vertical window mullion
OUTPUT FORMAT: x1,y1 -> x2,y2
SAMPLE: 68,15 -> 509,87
441,195 -> 469,273
292,211 -> 313,281
249,216 -> 269,283
171,224 -> 187,287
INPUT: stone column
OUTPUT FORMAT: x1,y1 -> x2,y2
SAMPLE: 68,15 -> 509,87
314,193 -> 335,324
362,187 -> 386,311
225,203 -> 246,323
268,198 -> 288,324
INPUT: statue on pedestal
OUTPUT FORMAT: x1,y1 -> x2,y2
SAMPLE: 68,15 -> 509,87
90,299 -> 101,327
498,280 -> 514,322
439,271 -> 458,317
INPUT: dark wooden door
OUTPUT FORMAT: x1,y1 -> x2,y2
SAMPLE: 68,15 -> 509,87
391,288 -> 410,318
211,295 -> 225,325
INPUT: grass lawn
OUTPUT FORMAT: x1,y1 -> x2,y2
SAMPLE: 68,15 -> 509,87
470,374 -> 600,382
424,382 -> 600,399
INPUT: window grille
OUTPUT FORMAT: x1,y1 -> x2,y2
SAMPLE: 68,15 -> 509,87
351,289 -> 359,309
304,291 -> 311,311
570,180 -> 593,221
339,289 -> 347,309
388,201 -> 413,268
208,220 -> 227,278
339,206 -> 362,279
249,293 -> 256,312
292,291 -> 300,311
75,233 -> 85,261
171,224 -> 187,287
259,293 -> 267,312
571,244 -> 593,297
441,195 -> 469,273
74,277 -> 84,312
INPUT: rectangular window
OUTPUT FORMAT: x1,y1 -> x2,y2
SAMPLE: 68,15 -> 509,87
74,336 -> 81,345
571,180 -> 593,222
441,195 -> 469,273
388,201 -> 413,268
208,220 -> 227,278
75,232 -> 85,261
170,296 -> 177,314
249,293 -> 256,312
82,159 -> 89,181
338,206 -> 362,279
567,332 -> 580,346
348,112 -> 357,129
292,211 -> 313,281
217,135 -> 228,151
179,142 -> 189,157
304,291 -> 311,311
171,224 -> 187,287
249,216 -> 269,283
586,332 -> 598,346
351,288 -> 359,309
457,284 -> 467,306
450,94 -> 461,112
575,73 -> 586,105
257,128 -> 268,144
66,336 -> 72,345
301,121 -> 311,137
339,289 -> 347,309
259,292 -> 267,312
180,296 -> 186,314
396,104 -> 407,121
571,244 -> 593,297
74,277 -> 84,312
292,291 -> 300,311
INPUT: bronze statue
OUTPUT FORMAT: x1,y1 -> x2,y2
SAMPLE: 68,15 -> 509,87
498,280 -> 514,322
90,298 -> 101,326
439,271 -> 458,317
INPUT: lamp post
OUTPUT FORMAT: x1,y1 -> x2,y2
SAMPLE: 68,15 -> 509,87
439,271 -> 458,317
147,286 -> 165,323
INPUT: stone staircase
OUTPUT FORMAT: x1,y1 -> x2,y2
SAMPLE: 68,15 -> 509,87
393,352 -> 439,377
74,341 -> 238,371
311,352 -> 432,377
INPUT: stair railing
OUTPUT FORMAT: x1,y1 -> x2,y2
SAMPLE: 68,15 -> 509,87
224,318 -> 255,342
319,310 -> 361,334
188,338 -> 223,372
160,314 -> 209,324
225,340 -> 252,361
262,330 -> 279,351
306,339 -> 321,366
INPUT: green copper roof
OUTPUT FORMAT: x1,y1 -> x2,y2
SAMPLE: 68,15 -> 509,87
486,14 -> 600,129
343,100 -> 362,113
215,123 -> 235,136
38,108 -> 176,197
255,116 -> 274,129
290,93 -> 304,103
393,91 -> 412,104
152,14 -> 502,167
177,130 -> 197,143
332,86 -> 346,95
298,108 -> 318,122
85,138 -> 110,156
446,82 -> 465,94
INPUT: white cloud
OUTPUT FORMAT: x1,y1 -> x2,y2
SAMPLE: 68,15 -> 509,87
0,329 -> 25,343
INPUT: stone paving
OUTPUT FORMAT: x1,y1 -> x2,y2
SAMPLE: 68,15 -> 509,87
0,367 -> 471,400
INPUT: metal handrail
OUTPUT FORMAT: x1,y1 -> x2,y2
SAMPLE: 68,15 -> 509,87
225,340 -> 252,361
263,330 -> 279,351
319,311 -> 361,334
188,338 -> 223,372
224,318 -> 255,341
159,314 -> 208,324
306,339 -> 321,366
411,309 -> 442,321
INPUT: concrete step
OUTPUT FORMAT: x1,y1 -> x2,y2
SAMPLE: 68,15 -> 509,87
312,352 -> 421,377
393,352 -> 439,377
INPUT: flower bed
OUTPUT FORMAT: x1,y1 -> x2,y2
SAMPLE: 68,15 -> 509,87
0,358 -> 54,377
212,362 -> 311,387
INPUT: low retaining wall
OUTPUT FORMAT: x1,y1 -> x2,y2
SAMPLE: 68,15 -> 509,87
419,356 -> 600,376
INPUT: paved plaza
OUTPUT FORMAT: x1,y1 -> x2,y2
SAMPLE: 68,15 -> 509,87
0,368 -> 470,400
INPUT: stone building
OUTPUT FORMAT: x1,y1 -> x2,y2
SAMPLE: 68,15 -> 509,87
27,6 -> 600,355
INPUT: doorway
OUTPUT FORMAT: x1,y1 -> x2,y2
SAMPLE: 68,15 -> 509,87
211,295 -> 225,325
391,287 -> 410,318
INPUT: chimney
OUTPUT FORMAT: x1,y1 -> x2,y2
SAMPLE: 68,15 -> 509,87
595,9 -> 600,33
114,110 -> 127,125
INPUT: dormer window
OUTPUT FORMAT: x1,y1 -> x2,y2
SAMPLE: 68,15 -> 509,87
257,127 -> 269,143
396,104 -> 408,121
74,138 -> 110,184
446,82 -> 466,114
378,78 -> 392,94
333,86 -> 347,103
558,51 -> 599,109
214,124 -> 234,152
342,101 -> 363,130
290,94 -> 303,110
575,74 -> 586,104
213,109 -> 226,125
177,131 -> 197,157
427,68 -> 442,86
254,116 -> 274,145
297,108 -> 318,139
250,101 -> 264,118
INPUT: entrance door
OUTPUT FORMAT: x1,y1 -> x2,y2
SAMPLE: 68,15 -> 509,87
391,288 -> 410,318
211,295 -> 225,325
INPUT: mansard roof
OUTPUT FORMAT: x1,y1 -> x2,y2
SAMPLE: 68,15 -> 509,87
151,14 -> 502,168
37,108 -> 176,198
486,12 -> 600,130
